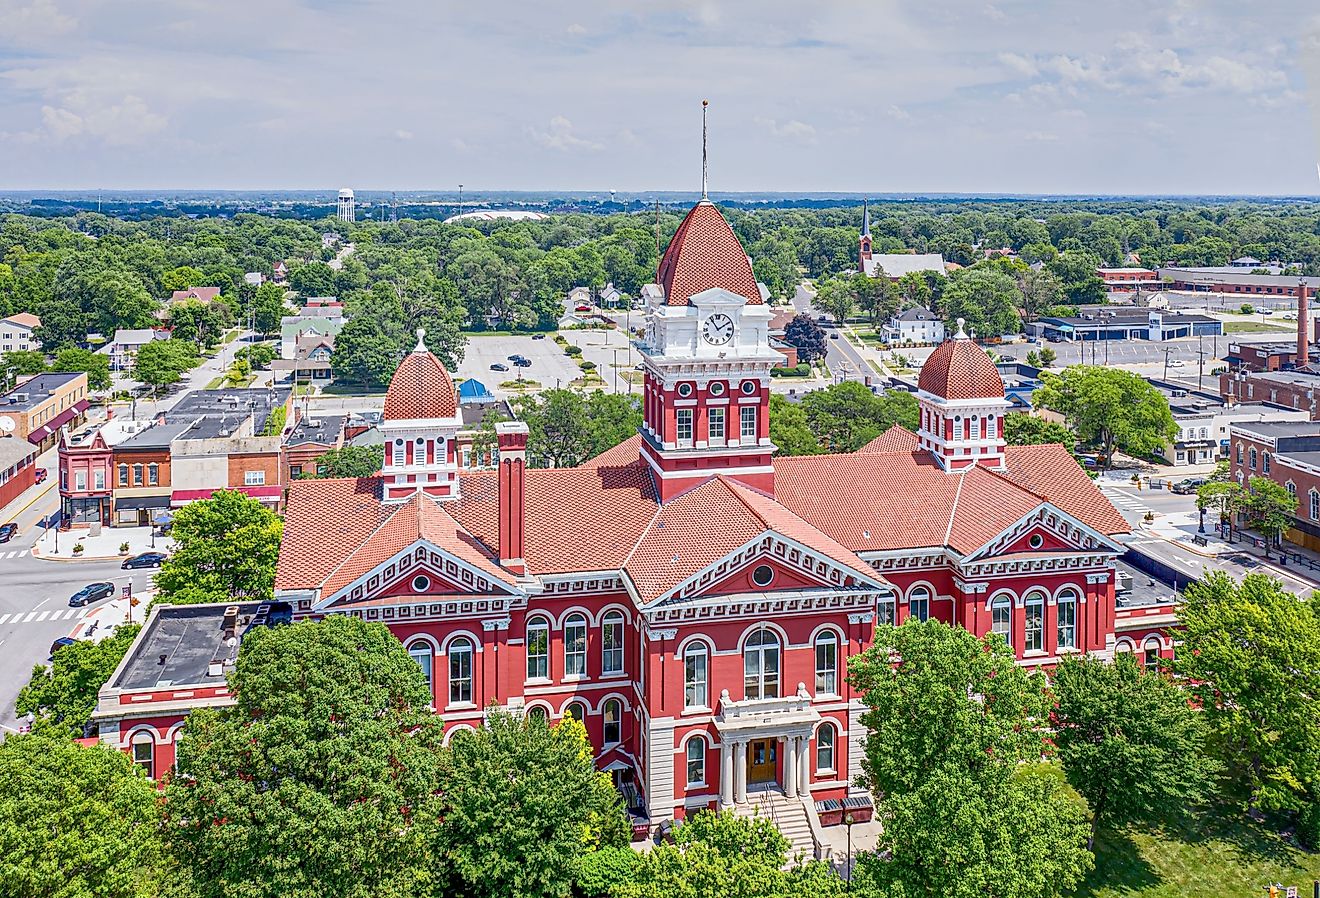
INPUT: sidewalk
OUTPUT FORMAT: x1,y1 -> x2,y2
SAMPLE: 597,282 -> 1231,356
1143,512 -> 1320,588
33,525 -> 173,561
67,591 -> 152,641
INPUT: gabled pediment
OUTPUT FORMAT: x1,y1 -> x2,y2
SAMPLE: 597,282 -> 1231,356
315,538 -> 523,611
961,503 -> 1123,563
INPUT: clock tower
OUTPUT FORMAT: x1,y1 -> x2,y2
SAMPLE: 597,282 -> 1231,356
636,199 -> 780,501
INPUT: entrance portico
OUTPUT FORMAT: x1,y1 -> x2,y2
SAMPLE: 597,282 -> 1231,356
714,685 -> 820,806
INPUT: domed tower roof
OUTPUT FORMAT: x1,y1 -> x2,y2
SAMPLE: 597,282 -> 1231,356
917,319 -> 1005,400
657,200 -> 761,306
383,330 -> 458,421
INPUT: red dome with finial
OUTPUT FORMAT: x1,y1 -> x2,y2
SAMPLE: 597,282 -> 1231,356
657,201 -> 762,307
383,329 -> 458,420
917,319 -> 1005,400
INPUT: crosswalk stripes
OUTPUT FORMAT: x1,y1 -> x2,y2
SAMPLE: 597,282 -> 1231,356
0,608 -> 87,627
1,549 -> 29,559
1103,489 -> 1154,514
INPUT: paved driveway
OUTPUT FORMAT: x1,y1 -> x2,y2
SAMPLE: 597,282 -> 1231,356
455,335 -> 580,395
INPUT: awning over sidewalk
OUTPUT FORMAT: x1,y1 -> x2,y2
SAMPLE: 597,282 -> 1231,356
170,484 -> 283,506
114,494 -> 171,511
27,399 -> 90,444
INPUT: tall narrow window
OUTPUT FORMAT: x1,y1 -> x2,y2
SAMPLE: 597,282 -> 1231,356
743,628 -> 780,700
1249,447 -> 1258,469
708,407 -> 725,443
908,586 -> 930,623
986,415 -> 996,439
409,642 -> 434,691
814,632 -> 838,695
601,611 -> 624,675
118,464 -> 128,486
602,699 -> 622,745
969,416 -> 981,440
1263,452 -> 1271,474
148,463 -> 159,485
1143,638 -> 1161,669
877,595 -> 896,626
131,732 -> 154,778
1057,591 -> 1077,650
74,471 -> 86,491
953,416 -> 964,440
93,469 -> 105,490
1311,490 -> 1319,522
684,642 -> 708,709
676,409 -> 694,447
1024,593 -> 1045,652
686,738 -> 706,785
133,464 -> 143,485
564,613 -> 587,677
991,595 -> 1012,647
526,616 -> 550,680
816,724 -> 836,772
740,405 -> 757,440
448,638 -> 473,705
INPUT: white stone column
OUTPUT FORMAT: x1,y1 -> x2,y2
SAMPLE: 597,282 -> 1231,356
735,741 -> 748,804
720,741 -> 734,807
798,736 -> 811,794
784,736 -> 798,798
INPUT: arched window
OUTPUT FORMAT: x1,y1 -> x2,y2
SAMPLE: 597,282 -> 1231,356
1143,637 -> 1162,669
1235,442 -> 1242,464
969,415 -> 981,440
564,613 -> 588,677
171,728 -> 184,772
684,642 -> 708,709
814,631 -> 838,696
1024,592 -> 1045,652
392,438 -> 405,467
686,737 -> 706,785
816,724 -> 836,773
563,701 -> 587,722
1263,452 -> 1271,474
743,628 -> 780,700
528,706 -> 548,722
908,586 -> 930,623
1287,481 -> 1297,498
130,731 -> 154,778
408,641 -> 434,691
601,611 -> 624,675
1311,490 -> 1319,522
991,595 -> 1012,647
526,616 -> 550,680
986,415 -> 997,439
1249,447 -> 1258,469
602,698 -> 622,745
448,637 -> 473,705
1057,590 -> 1078,650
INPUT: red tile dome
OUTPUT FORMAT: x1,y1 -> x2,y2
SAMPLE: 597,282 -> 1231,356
657,200 -> 761,306
383,331 -> 458,421
917,321 -> 1005,400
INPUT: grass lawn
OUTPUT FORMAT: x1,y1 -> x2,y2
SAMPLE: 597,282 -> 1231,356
1079,802 -> 1320,898
1220,320 -> 1295,334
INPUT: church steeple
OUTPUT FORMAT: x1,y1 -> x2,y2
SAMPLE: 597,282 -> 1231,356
859,199 -> 873,267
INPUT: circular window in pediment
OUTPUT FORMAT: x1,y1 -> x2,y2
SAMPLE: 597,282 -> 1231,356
752,564 -> 775,587
412,575 -> 431,593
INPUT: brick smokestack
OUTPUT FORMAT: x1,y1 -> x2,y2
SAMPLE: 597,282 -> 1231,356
1300,280 -> 1310,367
495,421 -> 529,575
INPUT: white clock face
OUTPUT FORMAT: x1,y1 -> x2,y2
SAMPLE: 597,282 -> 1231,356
703,313 -> 734,345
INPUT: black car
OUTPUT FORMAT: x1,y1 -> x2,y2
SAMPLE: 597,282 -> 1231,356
490,363 -> 509,372
507,354 -> 525,362
69,582 -> 115,607
513,358 -> 532,367
49,636 -> 77,658
121,551 -> 167,570
531,333 -> 546,340
0,522 -> 17,543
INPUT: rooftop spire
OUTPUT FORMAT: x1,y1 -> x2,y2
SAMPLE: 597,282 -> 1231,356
954,317 -> 968,339
701,99 -> 709,200
861,199 -> 871,238
414,327 -> 427,352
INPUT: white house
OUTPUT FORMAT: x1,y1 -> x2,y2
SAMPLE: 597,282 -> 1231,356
883,307 -> 945,344
0,313 -> 40,354
103,328 -> 166,371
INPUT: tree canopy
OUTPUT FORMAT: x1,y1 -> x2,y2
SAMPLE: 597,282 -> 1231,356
513,389 -> 641,468
797,382 -> 918,453
303,444 -> 383,478
130,338 -> 200,395
782,313 -> 826,363
1032,366 -> 1177,466
17,623 -> 141,737
153,489 -> 283,605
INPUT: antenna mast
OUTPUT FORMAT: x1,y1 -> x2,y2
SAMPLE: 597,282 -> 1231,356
701,99 -> 709,200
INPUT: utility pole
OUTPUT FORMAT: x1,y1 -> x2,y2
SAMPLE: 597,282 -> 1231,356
1162,345 -> 1172,382
1197,335 -> 1206,392
457,184 -> 463,218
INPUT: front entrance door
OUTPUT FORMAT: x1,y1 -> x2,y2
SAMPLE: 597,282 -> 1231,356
747,738 -> 777,784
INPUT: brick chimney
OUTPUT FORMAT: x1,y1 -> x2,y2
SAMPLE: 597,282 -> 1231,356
1298,280 -> 1310,367
495,421 -> 529,575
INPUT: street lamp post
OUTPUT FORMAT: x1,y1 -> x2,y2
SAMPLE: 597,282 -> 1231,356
844,811 -> 856,883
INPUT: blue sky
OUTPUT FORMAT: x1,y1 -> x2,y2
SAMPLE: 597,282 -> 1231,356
1,0 -> 1318,194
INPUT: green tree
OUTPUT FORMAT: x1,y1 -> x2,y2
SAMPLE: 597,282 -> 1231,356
16,623 -> 141,737
616,810 -> 844,898
1176,572 -> 1320,816
161,264 -> 206,293
1053,653 -> 1218,849
169,298 -> 226,348
1016,266 -> 1063,323
439,710 -> 627,898
250,282 -> 288,335
1003,413 -> 1076,449
813,275 -> 856,325
163,616 -> 446,898
0,733 -> 161,898
768,393 -> 820,456
154,490 -> 283,605
798,382 -> 918,452
1032,366 -> 1177,467
53,346 -> 112,391
2,348 -> 48,378
514,390 -> 640,468
303,444 -> 383,478
1245,476 -> 1298,558
130,338 -> 199,395
850,621 -> 1092,898
1047,251 -> 1107,305
288,261 -> 336,297
237,342 -> 277,369
332,315 -> 409,389
782,313 -> 827,363
940,268 -> 1023,337
1196,477 -> 1246,537
896,270 -> 934,309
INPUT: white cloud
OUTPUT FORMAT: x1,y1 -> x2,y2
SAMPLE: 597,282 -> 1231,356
755,116 -> 817,144
395,128 -> 414,140
527,115 -> 603,152
566,23 -> 586,35
0,0 -> 76,42
31,94 -> 166,145
886,105 -> 911,121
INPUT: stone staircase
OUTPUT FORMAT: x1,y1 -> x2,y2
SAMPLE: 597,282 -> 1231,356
735,787 -> 819,862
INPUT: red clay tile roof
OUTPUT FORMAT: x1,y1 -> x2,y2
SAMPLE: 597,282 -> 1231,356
657,201 -> 761,307
1002,444 -> 1128,536
583,433 -> 645,469
917,336 -> 1004,400
858,424 -> 920,454
383,349 -> 458,420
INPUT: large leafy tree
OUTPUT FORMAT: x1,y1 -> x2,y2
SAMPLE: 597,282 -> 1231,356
768,393 -> 820,456
798,381 -> 918,452
1053,653 -> 1219,848
154,489 -> 283,605
163,616 -> 446,898
1003,413 -> 1076,449
438,711 -> 628,898
303,444 -> 383,479
939,268 -> 1023,337
169,298 -> 228,348
130,338 -> 200,395
1032,366 -> 1177,467
850,621 -> 1092,898
615,810 -> 844,898
813,274 -> 856,325
1176,572 -> 1320,817
16,623 -> 141,736
782,313 -> 826,363
2,348 -> 48,376
1244,475 -> 1298,558
52,346 -> 112,391
249,282 -> 288,335
513,389 -> 641,468
0,733 -> 161,898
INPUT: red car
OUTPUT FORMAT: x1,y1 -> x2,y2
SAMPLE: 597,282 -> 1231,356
34,469 -> 47,484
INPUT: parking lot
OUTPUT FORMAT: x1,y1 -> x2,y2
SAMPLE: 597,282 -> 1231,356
455,334 -> 581,395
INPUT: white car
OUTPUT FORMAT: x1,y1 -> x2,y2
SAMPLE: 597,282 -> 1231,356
1168,359 -> 1186,368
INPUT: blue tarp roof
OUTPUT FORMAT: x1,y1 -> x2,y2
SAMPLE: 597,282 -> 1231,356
458,379 -> 494,403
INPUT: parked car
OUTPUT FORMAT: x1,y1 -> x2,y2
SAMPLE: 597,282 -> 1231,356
829,332 -> 840,339
514,358 -> 532,367
531,333 -> 547,340
1168,359 -> 1186,368
33,469 -> 47,484
1255,306 -> 1273,315
1171,478 -> 1206,495
49,636 -> 77,658
69,582 -> 115,607
575,304 -> 591,312
490,363 -> 509,372
121,551 -> 167,570
507,354 -> 523,362
0,522 -> 17,543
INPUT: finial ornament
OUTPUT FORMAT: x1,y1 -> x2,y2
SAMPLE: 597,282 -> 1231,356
701,99 -> 709,200
955,317 -> 968,339
414,327 -> 427,352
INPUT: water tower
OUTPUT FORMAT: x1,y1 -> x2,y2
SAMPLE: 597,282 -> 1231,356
337,187 -> 355,223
